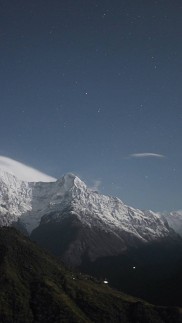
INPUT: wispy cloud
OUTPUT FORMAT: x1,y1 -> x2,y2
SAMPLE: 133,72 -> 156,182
0,156 -> 56,182
129,153 -> 166,159
89,179 -> 102,191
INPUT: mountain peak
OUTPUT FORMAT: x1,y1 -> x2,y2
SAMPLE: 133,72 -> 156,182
60,173 -> 87,191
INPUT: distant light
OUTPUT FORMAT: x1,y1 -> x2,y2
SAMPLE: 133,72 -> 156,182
133,266 -> 136,269
103,280 -> 109,284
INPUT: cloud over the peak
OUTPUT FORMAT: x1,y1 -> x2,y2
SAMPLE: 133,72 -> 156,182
129,153 -> 165,159
89,179 -> 102,191
0,156 -> 56,182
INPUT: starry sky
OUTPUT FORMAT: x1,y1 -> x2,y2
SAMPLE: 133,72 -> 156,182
0,0 -> 182,211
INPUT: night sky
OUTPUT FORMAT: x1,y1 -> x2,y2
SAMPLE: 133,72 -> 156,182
1,0 -> 182,211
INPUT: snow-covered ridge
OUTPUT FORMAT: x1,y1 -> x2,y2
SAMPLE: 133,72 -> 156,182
0,169 -> 32,225
0,171 -> 87,232
161,210 -> 182,237
0,170 -> 173,242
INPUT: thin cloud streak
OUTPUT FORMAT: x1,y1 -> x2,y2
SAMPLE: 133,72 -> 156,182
130,153 -> 166,159
89,179 -> 102,191
0,156 -> 56,182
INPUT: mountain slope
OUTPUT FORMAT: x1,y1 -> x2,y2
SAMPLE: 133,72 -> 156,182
162,211 -> 182,237
0,169 -> 31,226
0,227 -> 182,323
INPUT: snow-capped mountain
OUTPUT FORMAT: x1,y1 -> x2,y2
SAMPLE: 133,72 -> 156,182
37,173 -> 171,243
0,169 -> 178,266
0,170 -> 170,237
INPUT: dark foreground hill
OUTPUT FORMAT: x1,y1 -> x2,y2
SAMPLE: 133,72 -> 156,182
0,228 -> 182,323
79,237 -> 182,307
31,218 -> 182,307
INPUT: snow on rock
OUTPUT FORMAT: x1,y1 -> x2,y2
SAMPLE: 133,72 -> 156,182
161,210 -> 182,237
0,169 -> 32,226
0,170 -> 174,241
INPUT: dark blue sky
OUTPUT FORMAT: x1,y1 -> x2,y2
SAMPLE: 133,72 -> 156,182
0,0 -> 182,211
